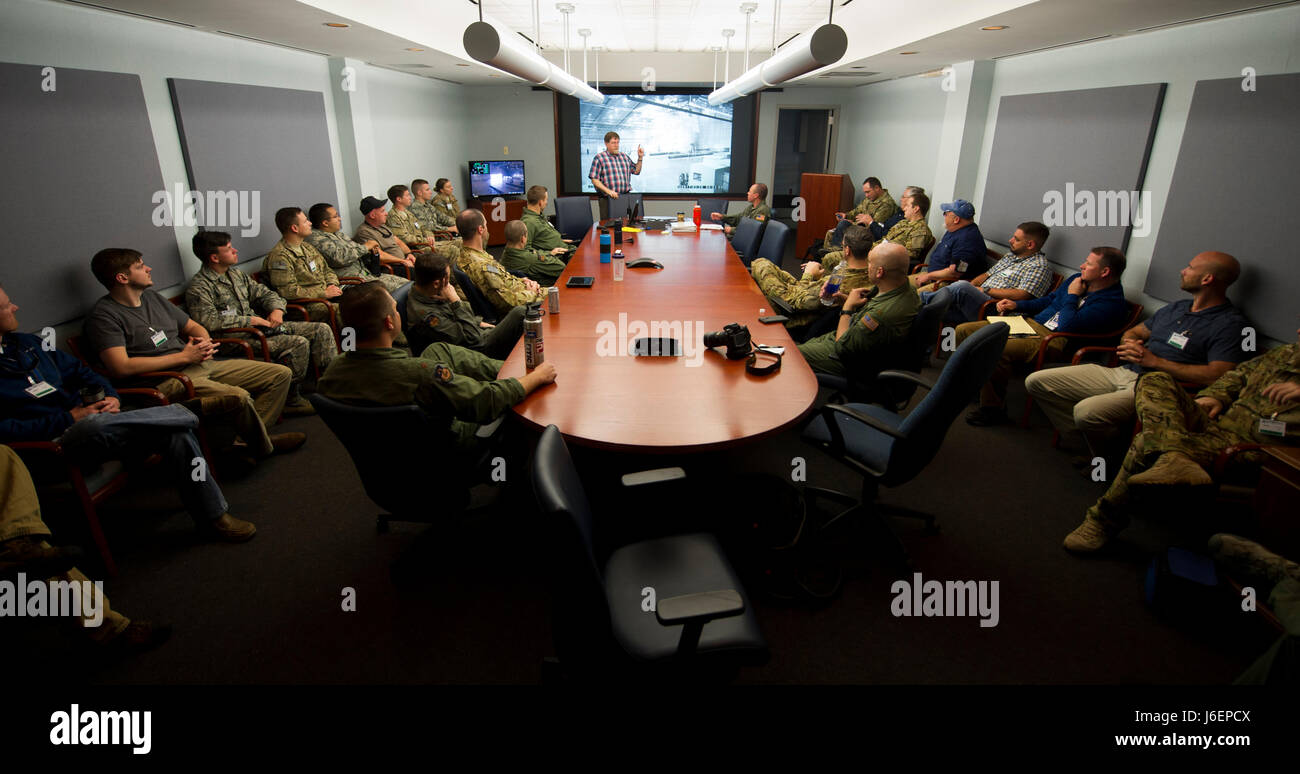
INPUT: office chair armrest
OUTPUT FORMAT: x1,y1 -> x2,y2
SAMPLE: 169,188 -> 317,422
135,371 -> 196,399
474,416 -> 506,439
1213,443 -> 1269,477
1071,345 -> 1119,367
875,370 -> 935,393
767,296 -> 795,316
213,326 -> 271,361
338,276 -> 367,286
655,589 -> 744,626
977,299 -> 996,320
115,387 -> 170,408
5,440 -> 64,456
620,467 -> 687,487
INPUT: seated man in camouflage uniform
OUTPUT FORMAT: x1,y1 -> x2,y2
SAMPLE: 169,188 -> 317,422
820,192 -> 934,274
318,282 -> 556,458
796,242 -> 921,378
265,207 -> 343,327
304,202 -> 410,294
823,176 -> 900,250
752,224 -> 879,329
454,208 -> 545,318
410,178 -> 453,232
1064,331 -> 1300,553
500,220 -> 567,286
187,230 -> 335,415
353,196 -> 417,275
386,184 -> 438,253
407,249 -> 525,360
521,185 -> 575,257
709,183 -> 772,236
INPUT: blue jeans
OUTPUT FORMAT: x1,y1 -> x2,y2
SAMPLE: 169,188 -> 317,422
924,280 -> 991,324
55,405 -> 227,523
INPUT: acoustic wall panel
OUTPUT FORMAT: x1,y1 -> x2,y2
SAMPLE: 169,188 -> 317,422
1148,73 -> 1299,343
167,78 -> 339,261
0,62 -> 179,328
981,84 -> 1165,271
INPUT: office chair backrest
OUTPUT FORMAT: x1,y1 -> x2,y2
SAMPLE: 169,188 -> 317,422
391,279 -> 412,331
451,266 -> 498,323
867,287 -> 953,408
886,322 -> 1009,485
309,394 -> 467,517
698,198 -> 727,223
554,196 -> 594,240
731,217 -> 766,266
617,193 -> 643,222
754,219 -> 791,267
532,425 -> 604,589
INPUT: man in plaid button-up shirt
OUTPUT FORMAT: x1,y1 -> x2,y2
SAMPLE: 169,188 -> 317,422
588,131 -> 643,220
925,220 -> 1056,324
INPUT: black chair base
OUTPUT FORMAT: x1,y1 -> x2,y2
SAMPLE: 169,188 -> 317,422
802,485 -> 940,576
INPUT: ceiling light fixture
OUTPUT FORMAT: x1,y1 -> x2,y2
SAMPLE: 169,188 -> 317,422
899,51 -> 918,54
323,22 -> 348,28
981,25 -> 1009,30
463,20 -> 606,103
406,47 -> 424,51
708,25 -> 846,105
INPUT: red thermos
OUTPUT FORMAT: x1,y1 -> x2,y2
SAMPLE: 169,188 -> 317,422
693,204 -> 701,228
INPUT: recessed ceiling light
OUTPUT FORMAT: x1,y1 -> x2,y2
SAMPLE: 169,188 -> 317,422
405,47 -> 424,51
488,73 -> 501,77
323,22 -> 348,28
899,51 -> 918,55
456,63 -> 470,67
981,25 -> 1009,30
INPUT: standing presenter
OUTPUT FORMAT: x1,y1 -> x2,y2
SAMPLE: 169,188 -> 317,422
588,131 -> 644,221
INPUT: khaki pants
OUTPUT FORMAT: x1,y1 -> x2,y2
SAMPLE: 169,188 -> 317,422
157,358 -> 292,456
1024,364 -> 1139,449
0,447 -> 129,638
955,318 -> 1066,408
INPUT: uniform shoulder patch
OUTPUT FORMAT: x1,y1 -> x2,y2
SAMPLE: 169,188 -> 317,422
424,316 -> 439,328
861,313 -> 879,330
484,264 -> 500,275
756,214 -> 766,221
433,363 -> 453,383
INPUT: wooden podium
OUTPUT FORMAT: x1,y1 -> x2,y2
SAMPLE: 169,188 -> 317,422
469,198 -> 526,246
794,173 -> 856,257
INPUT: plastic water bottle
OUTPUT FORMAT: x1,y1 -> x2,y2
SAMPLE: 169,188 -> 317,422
524,303 -> 544,369
693,204 -> 702,228
599,230 -> 611,263
612,249 -> 625,281
821,264 -> 844,307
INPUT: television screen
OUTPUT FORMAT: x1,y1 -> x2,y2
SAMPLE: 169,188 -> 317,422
469,160 -> 525,197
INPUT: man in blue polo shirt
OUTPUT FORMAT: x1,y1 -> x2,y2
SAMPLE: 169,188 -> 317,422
955,247 -> 1131,426
911,199 -> 986,291
1025,251 -> 1252,456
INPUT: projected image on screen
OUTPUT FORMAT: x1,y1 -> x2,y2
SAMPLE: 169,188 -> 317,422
579,94 -> 733,194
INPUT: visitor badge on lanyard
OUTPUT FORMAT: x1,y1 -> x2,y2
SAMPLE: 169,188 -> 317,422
957,261 -> 969,274
1043,312 -> 1061,331
308,260 -> 318,272
150,328 -> 168,347
1259,413 -> 1286,437
1167,332 -> 1189,350
25,376 -> 56,398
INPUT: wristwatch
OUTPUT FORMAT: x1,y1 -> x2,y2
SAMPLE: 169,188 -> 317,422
840,308 -> 855,316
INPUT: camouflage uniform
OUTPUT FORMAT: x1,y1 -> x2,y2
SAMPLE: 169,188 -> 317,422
824,189 -> 900,245
186,265 -> 335,382
387,207 -> 436,251
431,193 -> 461,229
316,343 -> 523,454
1086,346 -> 1300,532
304,228 -> 409,294
265,240 -> 339,325
720,201 -> 772,227
751,259 -> 875,328
521,208 -> 575,253
410,198 -> 449,232
455,244 -> 544,317
501,245 -> 565,286
821,218 -> 935,274
797,283 -> 921,377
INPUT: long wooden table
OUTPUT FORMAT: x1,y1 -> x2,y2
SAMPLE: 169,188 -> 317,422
499,224 -> 818,452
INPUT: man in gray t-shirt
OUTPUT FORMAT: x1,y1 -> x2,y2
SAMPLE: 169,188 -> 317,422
83,248 -> 304,458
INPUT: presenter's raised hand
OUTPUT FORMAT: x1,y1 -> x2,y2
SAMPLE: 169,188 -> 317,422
637,145 -> 645,160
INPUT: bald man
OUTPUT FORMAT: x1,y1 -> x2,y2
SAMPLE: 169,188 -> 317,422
797,242 -> 921,378
1025,251 -> 1254,459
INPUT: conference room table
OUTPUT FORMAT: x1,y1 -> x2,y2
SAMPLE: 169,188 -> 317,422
499,221 -> 818,453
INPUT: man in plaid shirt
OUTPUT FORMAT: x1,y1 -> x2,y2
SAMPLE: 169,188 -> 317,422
924,220 -> 1055,324
588,131 -> 644,220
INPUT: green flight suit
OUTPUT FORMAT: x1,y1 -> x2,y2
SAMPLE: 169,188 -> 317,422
797,283 -> 921,378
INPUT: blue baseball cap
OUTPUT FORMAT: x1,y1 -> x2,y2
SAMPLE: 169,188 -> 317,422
941,199 -> 975,220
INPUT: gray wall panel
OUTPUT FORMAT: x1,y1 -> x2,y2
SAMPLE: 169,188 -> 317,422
1148,73 -> 1299,343
0,62 -> 179,327
167,78 -> 338,261
981,84 -> 1165,272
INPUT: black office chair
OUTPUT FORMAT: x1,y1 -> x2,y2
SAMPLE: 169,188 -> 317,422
753,219 -> 792,268
531,425 -> 767,679
801,322 -> 1010,570
309,394 -> 498,532
818,287 -> 954,408
698,198 -> 727,223
731,217 -> 766,267
451,266 -> 499,324
554,196 -> 594,240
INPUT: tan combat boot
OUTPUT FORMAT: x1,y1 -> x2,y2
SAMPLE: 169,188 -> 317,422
1127,452 -> 1212,488
1063,517 -> 1116,553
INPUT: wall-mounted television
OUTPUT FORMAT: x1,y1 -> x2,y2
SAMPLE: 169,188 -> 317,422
469,159 -> 525,197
